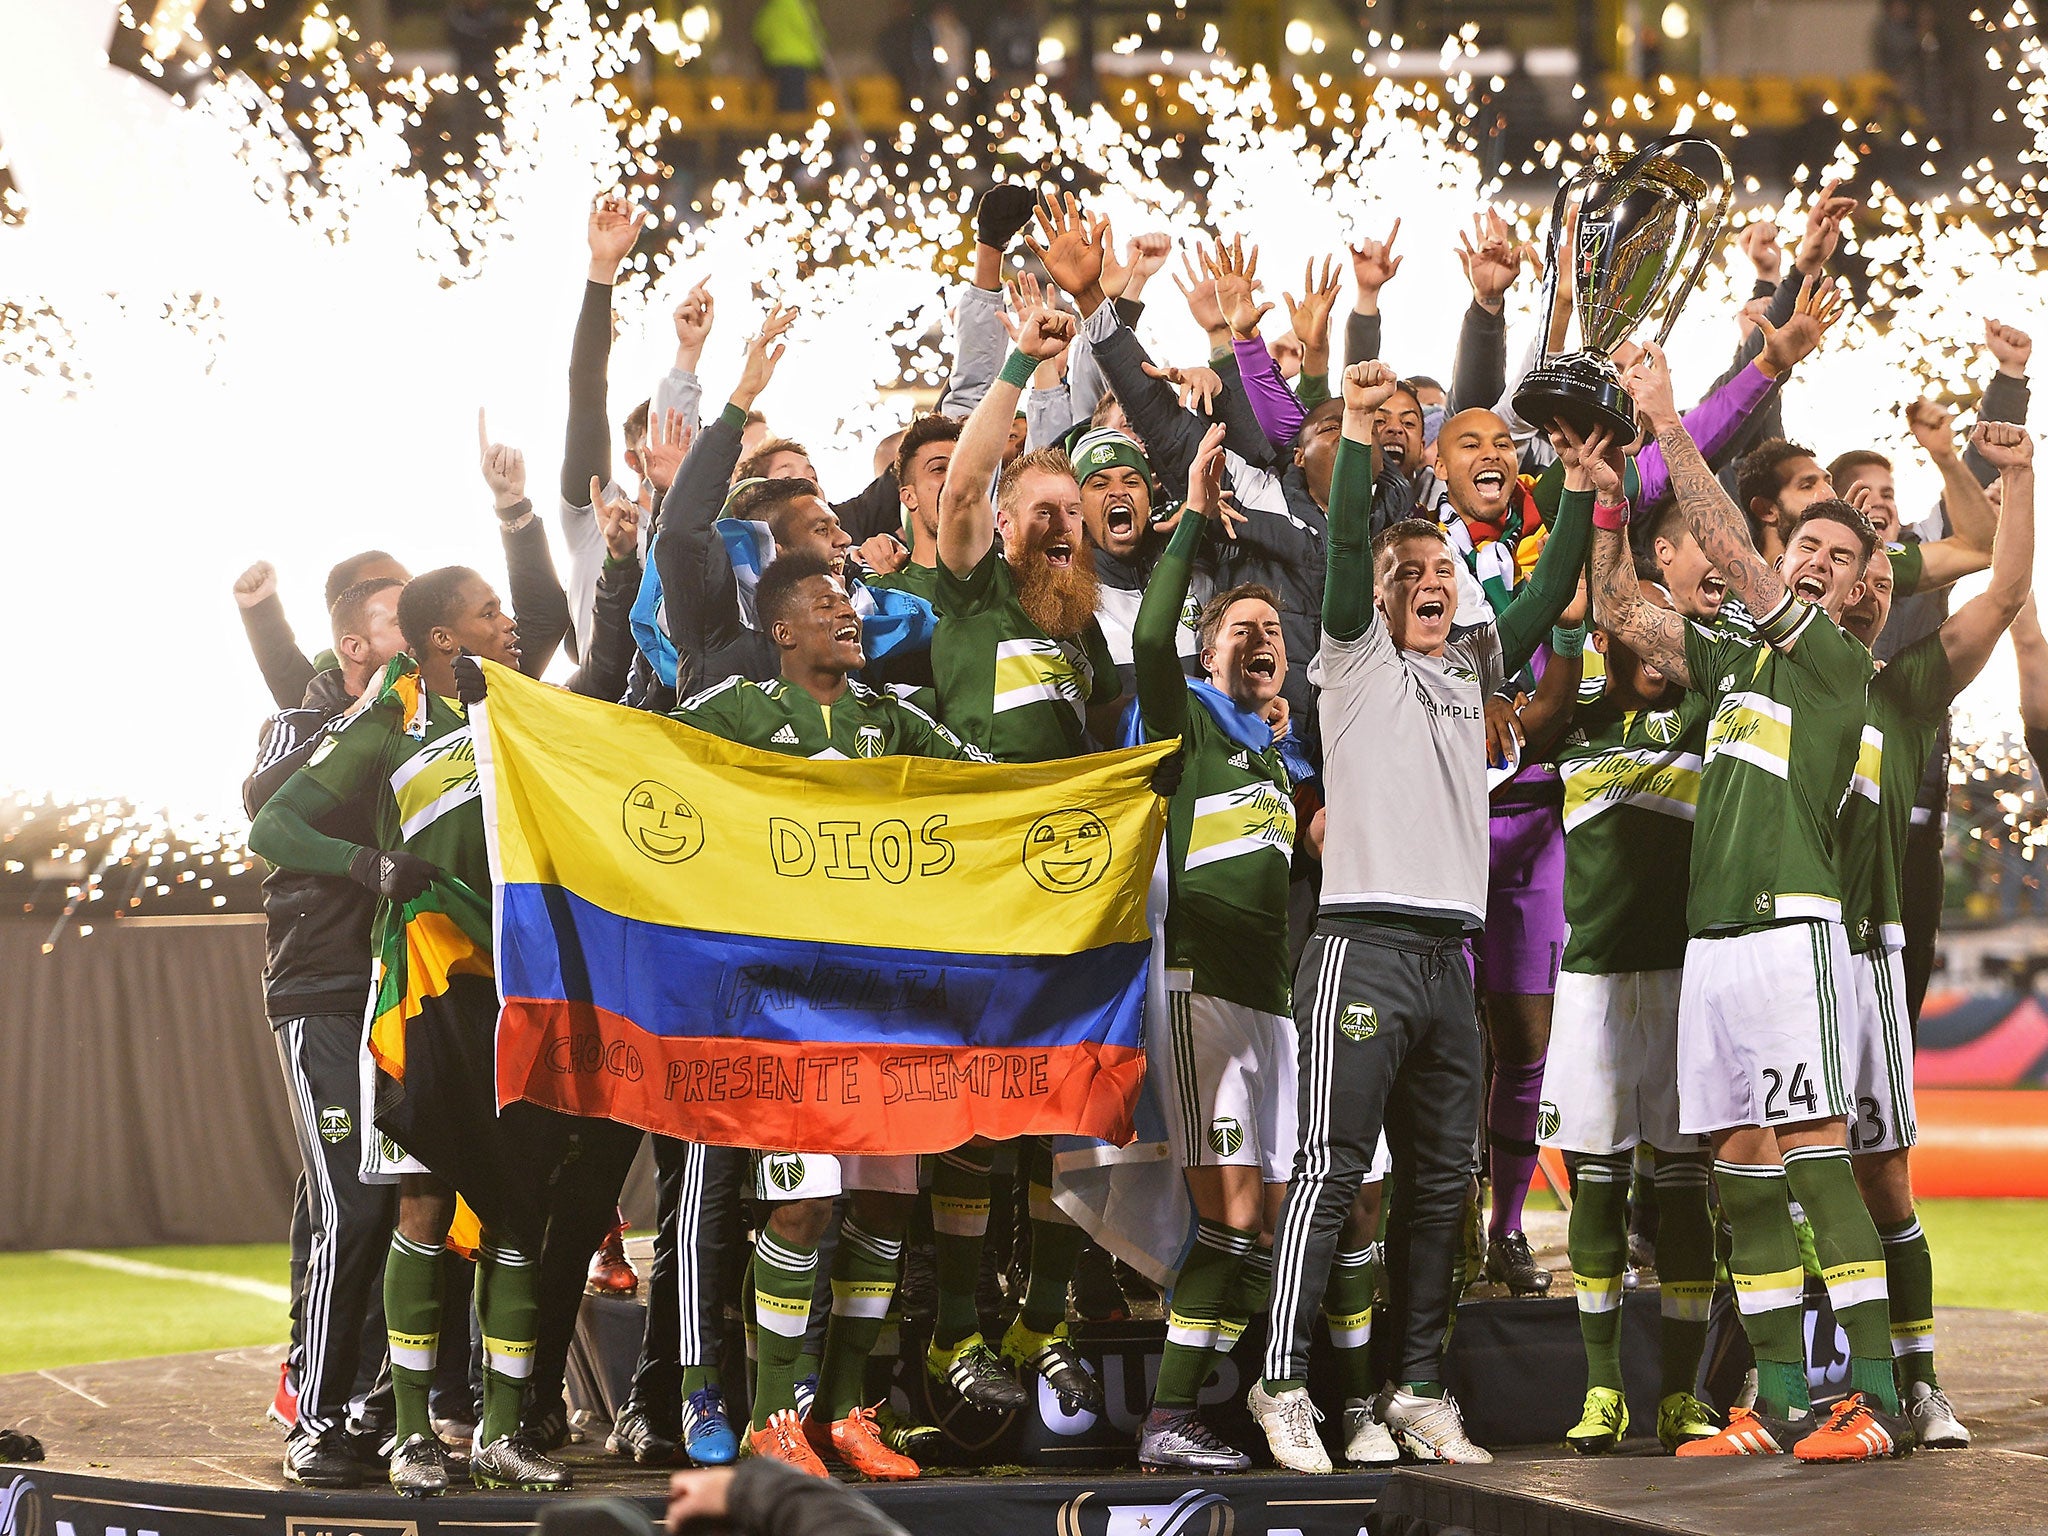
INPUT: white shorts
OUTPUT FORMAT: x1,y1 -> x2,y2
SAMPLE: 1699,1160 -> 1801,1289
1842,948 -> 1917,1155
752,1151 -> 841,1201
1676,921 -> 1854,1136
358,1003 -> 424,1182
1542,969 -> 1704,1155
1154,984 -> 1299,1183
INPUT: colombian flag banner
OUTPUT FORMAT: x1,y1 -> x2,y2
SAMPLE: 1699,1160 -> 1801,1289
474,662 -> 1171,1154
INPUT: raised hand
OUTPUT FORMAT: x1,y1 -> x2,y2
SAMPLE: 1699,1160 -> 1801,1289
672,280 -> 714,364
1794,178 -> 1858,275
1973,420 -> 2035,470
478,408 -> 526,510
1209,236 -> 1274,340
1103,232 -> 1172,301
1738,219 -> 1784,284
1141,360 -> 1224,415
1348,218 -> 1403,307
1341,358 -> 1399,416
999,292 -> 1076,361
1459,208 -> 1522,312
233,560 -> 278,609
1024,192 -> 1110,303
1558,419 -> 1627,503
859,533 -> 910,575
1185,421 -> 1227,516
587,193 -> 649,282
1906,398 -> 1958,462
1171,249 -> 1228,337
640,407 -> 693,492
1986,318 -> 2033,378
591,476 -> 642,560
1285,255 -> 1342,355
731,301 -> 798,409
1621,343 -> 1680,434
1756,272 -> 1847,378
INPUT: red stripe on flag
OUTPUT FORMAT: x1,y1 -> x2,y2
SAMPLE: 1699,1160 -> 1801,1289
495,997 -> 1144,1153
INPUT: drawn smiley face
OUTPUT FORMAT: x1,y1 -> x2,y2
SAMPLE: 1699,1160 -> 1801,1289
1021,809 -> 1112,893
622,780 -> 705,864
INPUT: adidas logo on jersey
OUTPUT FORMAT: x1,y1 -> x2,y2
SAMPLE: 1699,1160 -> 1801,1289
1228,750 -> 1251,770
770,725 -> 800,745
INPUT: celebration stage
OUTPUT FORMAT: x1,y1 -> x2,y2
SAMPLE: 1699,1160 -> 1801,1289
4,1299 -> 2043,1536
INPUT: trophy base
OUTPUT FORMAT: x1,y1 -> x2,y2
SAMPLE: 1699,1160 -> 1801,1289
1513,354 -> 1639,442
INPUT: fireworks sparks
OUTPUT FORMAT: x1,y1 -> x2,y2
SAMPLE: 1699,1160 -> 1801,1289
2,0 -> 2047,930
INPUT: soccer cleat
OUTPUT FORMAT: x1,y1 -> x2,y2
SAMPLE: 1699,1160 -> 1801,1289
388,1432 -> 450,1497
748,1408 -> 829,1478
1565,1386 -> 1629,1455
1247,1382 -> 1332,1473
809,1404 -> 921,1480
472,1434 -> 573,1491
1792,1391 -> 1913,1463
680,1386 -> 740,1466
1656,1390 -> 1720,1451
1674,1403 -> 1811,1457
1483,1231 -> 1553,1296
1340,1398 -> 1400,1465
587,1218 -> 639,1295
607,1398 -> 679,1466
283,1426 -> 361,1488
1377,1387 -> 1492,1463
268,1359 -> 299,1431
0,1429 -> 44,1464
793,1373 -> 819,1421
1002,1319 -> 1105,1414
517,1402 -> 570,1453
873,1402 -> 942,1457
1905,1381 -> 1970,1449
1138,1407 -> 1251,1473
930,1335 -> 1030,1413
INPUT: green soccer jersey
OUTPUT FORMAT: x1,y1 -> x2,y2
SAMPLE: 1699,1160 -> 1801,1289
1838,632 -> 1954,955
1552,687 -> 1710,975
672,673 -> 988,761
1681,591 -> 1876,935
1887,541 -> 1926,598
1158,702 -> 1297,1015
932,547 -> 1120,763
867,561 -> 939,603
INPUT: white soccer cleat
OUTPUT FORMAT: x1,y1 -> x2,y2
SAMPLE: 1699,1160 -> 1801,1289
1341,1397 -> 1400,1465
1906,1381 -> 1971,1449
1247,1382 -> 1332,1474
1375,1386 -> 1492,1463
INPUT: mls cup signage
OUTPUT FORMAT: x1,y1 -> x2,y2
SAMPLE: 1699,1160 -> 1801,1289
1514,134 -> 1733,440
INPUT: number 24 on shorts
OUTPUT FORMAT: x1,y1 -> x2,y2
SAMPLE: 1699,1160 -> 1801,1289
1761,1062 -> 1820,1122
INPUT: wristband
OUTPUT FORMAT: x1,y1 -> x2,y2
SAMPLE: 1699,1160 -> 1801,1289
1550,622 -> 1587,659
998,349 -> 1038,389
1592,496 -> 1631,532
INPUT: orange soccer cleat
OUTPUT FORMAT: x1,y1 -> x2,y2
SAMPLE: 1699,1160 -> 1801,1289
1792,1392 -> 1913,1463
587,1216 -> 638,1296
1673,1403 -> 1812,1457
748,1409 -> 829,1478
807,1405 -> 920,1481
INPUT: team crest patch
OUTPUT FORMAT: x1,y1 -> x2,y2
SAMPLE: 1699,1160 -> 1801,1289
1338,1003 -> 1378,1042
1208,1117 -> 1244,1156
765,1154 -> 807,1193
856,725 -> 886,758
1089,445 -> 1118,465
318,1106 -> 352,1144
379,1134 -> 405,1166
1537,1101 -> 1561,1140
1753,891 -> 1773,917
1643,709 -> 1681,745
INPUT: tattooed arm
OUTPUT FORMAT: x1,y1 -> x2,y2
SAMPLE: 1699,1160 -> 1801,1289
1560,418 -> 1695,688
1628,342 -> 1789,623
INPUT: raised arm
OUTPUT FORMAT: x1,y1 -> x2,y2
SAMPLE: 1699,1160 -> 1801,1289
1135,425 -> 1225,742
654,278 -> 713,433
1494,468 -> 1594,675
1905,399 -> 1999,589
1939,424 -> 2036,688
1447,209 -> 1521,414
1569,419 -> 1695,688
1323,361 -> 1398,642
481,411 -> 573,678
1629,343 -> 1787,623
233,562 -> 319,709
1345,219 -> 1400,370
1965,321 -> 2032,486
561,194 -> 647,505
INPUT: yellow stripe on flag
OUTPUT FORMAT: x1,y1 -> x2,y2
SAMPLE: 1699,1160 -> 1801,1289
368,907 -> 493,1080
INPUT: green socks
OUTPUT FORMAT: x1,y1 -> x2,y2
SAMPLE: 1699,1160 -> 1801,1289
1021,1139 -> 1084,1335
929,1148 -> 994,1349
1783,1145 -> 1897,1412
475,1241 -> 539,1448
384,1232 -> 445,1446
1568,1154 -> 1632,1393
750,1229 -> 818,1430
1213,1241 -> 1272,1362
1324,1244 -> 1380,1400
1652,1151 -> 1714,1398
1715,1160 -> 1810,1418
819,1217 -> 903,1422
1878,1213 -> 1937,1389
1155,1219 -> 1253,1410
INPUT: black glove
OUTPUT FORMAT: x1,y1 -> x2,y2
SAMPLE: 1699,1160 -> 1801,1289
453,653 -> 488,706
975,183 -> 1038,251
348,847 -> 442,903
1149,748 -> 1186,799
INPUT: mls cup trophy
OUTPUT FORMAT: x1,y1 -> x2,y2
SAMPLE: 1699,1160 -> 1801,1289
1513,135 -> 1733,441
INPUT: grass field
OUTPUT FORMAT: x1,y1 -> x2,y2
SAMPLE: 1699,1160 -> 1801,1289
2,1201 -> 2043,1377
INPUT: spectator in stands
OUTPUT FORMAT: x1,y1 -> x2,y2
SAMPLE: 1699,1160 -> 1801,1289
754,0 -> 827,115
